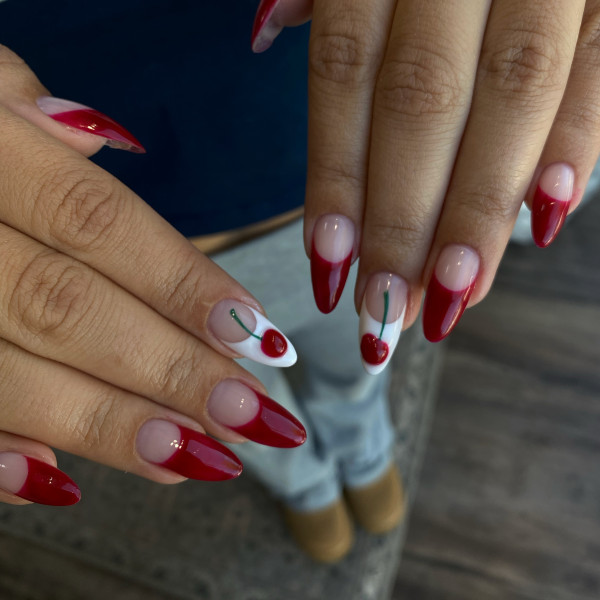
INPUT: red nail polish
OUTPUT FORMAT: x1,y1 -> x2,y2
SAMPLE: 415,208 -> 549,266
531,163 -> 574,248
423,245 -> 479,342
251,0 -> 282,53
137,420 -> 242,482
37,97 -> 145,153
229,391 -> 306,448
11,456 -> 81,506
310,215 -> 355,314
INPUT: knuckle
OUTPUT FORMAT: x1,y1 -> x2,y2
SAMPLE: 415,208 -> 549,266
310,156 -> 365,194
162,256 -> 206,315
454,187 -> 519,227
73,391 -> 120,452
154,347 -> 202,402
580,7 -> 600,59
39,167 -> 126,252
367,214 -> 427,255
376,46 -> 464,119
9,251 -> 96,340
478,25 -> 564,99
309,26 -> 375,87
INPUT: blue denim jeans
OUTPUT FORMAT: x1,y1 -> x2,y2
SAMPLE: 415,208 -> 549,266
213,219 -> 395,512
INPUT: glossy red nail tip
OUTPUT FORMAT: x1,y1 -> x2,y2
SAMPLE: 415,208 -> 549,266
162,426 -> 242,482
422,276 -> 474,342
17,457 -> 81,506
37,97 -> 145,153
229,391 -> 306,448
311,243 -> 352,314
251,0 -> 281,53
531,187 -> 570,248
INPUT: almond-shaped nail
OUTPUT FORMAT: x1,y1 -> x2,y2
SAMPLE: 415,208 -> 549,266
0,453 -> 81,506
251,0 -> 284,53
208,300 -> 297,367
359,273 -> 408,375
423,245 -> 479,343
311,214 -> 355,314
207,380 -> 306,448
36,96 -> 145,153
136,420 -> 242,481
531,163 -> 574,248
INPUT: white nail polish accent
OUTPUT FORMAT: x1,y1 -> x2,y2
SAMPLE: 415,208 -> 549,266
36,96 -> 90,116
221,306 -> 297,367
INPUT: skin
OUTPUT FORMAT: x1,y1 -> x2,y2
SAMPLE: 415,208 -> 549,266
0,45 -> 277,504
262,0 -> 600,326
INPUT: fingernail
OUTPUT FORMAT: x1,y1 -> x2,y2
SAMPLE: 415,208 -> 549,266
136,420 -> 242,481
251,0 -> 284,53
208,300 -> 297,367
36,96 -> 145,153
311,214 -> 355,314
423,244 -> 479,342
359,273 -> 408,375
0,453 -> 81,506
531,163 -> 574,248
207,380 -> 306,448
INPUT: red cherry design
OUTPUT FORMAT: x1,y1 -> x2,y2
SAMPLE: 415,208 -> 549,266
261,329 -> 288,358
360,333 -> 389,365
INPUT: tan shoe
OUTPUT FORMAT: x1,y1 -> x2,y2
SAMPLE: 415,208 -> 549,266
283,499 -> 354,563
345,464 -> 406,535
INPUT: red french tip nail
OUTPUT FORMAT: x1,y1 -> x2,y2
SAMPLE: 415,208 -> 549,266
251,0 -> 280,50
310,240 -> 352,314
422,276 -> 474,342
531,186 -> 570,248
159,425 -> 243,482
18,457 -> 81,506
230,391 -> 306,448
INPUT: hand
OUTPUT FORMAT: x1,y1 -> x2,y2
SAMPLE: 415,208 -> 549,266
0,46 -> 304,507
252,0 -> 600,371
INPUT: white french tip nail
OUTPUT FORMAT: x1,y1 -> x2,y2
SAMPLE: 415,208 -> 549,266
221,306 -> 297,367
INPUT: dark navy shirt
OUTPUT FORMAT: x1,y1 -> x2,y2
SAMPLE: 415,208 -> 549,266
0,0 -> 310,236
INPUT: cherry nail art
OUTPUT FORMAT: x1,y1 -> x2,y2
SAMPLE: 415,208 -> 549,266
251,0 -> 283,53
311,215 -> 355,314
208,300 -> 296,367
37,97 -> 145,153
208,380 -> 306,448
0,453 -> 81,506
423,245 -> 479,343
531,163 -> 574,248
359,273 -> 407,375
136,420 -> 242,481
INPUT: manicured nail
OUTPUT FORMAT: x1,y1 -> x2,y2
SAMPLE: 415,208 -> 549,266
359,273 -> 408,375
531,163 -> 574,248
207,380 -> 306,448
208,300 -> 296,367
36,96 -> 145,153
311,214 -> 355,314
423,245 -> 479,343
0,453 -> 81,506
136,420 -> 242,481
252,0 -> 284,53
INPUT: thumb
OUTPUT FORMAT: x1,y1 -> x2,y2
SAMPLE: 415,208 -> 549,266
0,45 -> 144,156
251,0 -> 313,53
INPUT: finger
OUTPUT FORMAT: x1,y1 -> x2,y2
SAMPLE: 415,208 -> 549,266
422,0 -> 585,342
0,432 -> 77,506
0,45 -> 143,155
0,337 -> 243,484
354,0 -> 490,372
304,0 -> 396,313
251,0 -> 313,53
526,1 -> 600,246
0,224 -> 304,448
0,107 -> 297,368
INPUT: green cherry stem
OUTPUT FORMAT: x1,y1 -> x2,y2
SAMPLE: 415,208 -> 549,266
230,309 -> 262,341
379,290 -> 389,340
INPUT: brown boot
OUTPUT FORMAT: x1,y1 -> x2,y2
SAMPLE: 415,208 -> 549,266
345,464 -> 406,535
283,499 -> 354,563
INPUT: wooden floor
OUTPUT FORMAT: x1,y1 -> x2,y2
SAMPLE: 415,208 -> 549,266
392,200 -> 600,600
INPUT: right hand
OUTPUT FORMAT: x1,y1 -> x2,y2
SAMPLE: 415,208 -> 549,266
0,46 -> 304,507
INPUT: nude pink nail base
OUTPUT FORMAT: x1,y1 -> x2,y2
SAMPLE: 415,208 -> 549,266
36,97 -> 145,153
